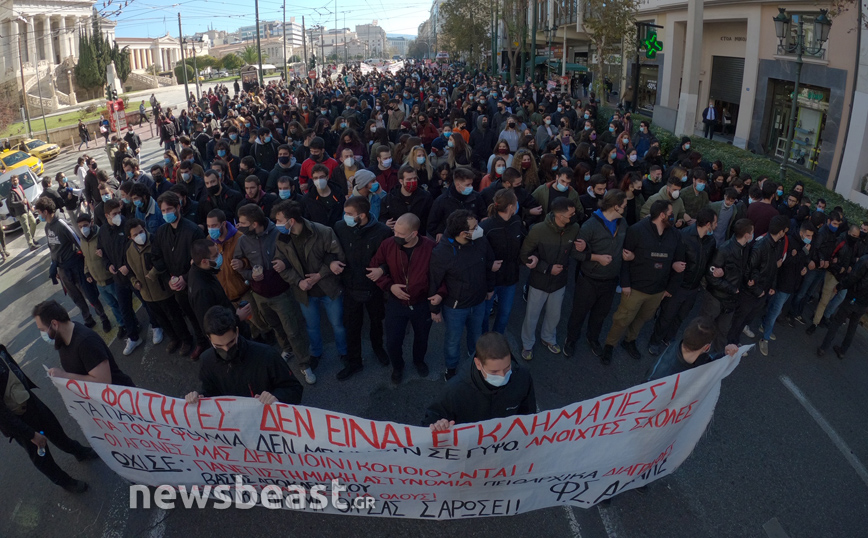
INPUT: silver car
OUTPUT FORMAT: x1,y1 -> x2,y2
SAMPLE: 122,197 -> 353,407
0,166 -> 43,232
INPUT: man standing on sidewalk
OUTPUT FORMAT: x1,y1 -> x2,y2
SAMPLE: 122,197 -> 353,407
601,200 -> 684,365
7,175 -> 40,251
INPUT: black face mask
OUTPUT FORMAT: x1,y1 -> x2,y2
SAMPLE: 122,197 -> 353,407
153,174 -> 163,183
394,235 -> 409,247
215,337 -> 240,362
207,185 -> 221,195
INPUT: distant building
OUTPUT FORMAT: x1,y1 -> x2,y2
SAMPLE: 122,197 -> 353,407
356,22 -> 386,57
115,34 -> 208,74
387,36 -> 407,56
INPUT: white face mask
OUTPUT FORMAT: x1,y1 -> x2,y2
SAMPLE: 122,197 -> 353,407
111,214 -> 122,227
314,178 -> 328,190
670,189 -> 681,200
483,369 -> 512,387
471,226 -> 484,241
133,232 -> 147,245
343,157 -> 354,167
40,330 -> 54,344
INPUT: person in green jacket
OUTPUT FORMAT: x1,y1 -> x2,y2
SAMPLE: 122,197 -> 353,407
531,167 -> 580,212
678,169 -> 710,224
640,175 -> 686,226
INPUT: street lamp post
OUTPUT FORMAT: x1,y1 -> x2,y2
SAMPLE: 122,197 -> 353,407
772,7 -> 831,183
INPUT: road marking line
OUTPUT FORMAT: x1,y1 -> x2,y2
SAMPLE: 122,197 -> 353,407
780,375 -> 868,489
562,505 -> 583,537
763,517 -> 791,538
597,505 -> 622,538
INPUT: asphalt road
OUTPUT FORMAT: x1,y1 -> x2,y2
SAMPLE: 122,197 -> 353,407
0,133 -> 866,537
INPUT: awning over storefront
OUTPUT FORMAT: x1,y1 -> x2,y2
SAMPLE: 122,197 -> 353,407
546,60 -> 588,72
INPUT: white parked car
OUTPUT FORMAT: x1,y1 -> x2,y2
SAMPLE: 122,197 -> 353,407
0,166 -> 42,231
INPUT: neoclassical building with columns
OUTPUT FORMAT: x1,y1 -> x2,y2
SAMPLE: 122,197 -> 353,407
0,0 -> 115,99
115,34 -> 209,74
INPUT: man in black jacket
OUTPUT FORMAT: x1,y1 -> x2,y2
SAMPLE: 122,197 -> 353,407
185,306 -> 303,406
0,345 -> 96,493
236,175 -> 279,223
152,192 -> 207,359
648,208 -> 719,356
301,164 -> 345,227
480,167 -> 542,225
806,225 -> 861,334
729,214 -> 788,347
7,174 -> 40,250
198,169 -> 244,223
425,332 -> 535,427
429,210 -> 496,380
579,175 -> 608,222
564,190 -> 626,358
379,165 -> 434,232
469,116 -> 497,171
188,239 -> 252,333
427,168 -> 487,241
602,200 -> 685,364
332,196 -> 393,380
790,211 -> 843,324
239,156 -> 270,190
699,218 -> 754,352
97,199 -> 142,348
817,254 -> 868,359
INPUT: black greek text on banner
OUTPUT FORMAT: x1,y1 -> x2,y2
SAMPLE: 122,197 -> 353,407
51,348 -> 744,519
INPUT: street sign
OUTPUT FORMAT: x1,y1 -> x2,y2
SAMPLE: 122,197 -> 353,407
308,70 -> 316,78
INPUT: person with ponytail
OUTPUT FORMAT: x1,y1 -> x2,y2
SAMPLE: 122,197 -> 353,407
480,188 -> 526,334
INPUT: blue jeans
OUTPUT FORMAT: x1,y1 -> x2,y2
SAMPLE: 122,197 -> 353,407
97,282 -> 123,328
299,294 -> 347,357
762,291 -> 791,341
483,283 -> 517,334
442,302 -> 486,370
790,269 -> 824,318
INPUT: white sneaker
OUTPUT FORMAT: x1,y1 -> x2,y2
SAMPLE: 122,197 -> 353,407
152,328 -> 164,345
742,326 -> 756,338
303,368 -> 317,385
281,350 -> 294,362
123,338 -> 143,356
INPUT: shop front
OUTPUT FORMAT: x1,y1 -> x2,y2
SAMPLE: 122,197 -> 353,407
764,81 -> 829,172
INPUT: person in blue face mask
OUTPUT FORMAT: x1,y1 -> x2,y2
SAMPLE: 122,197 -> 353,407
427,168 -> 487,241
129,183 -> 164,234
187,239 -> 252,340
679,169 -> 709,224
425,332 -> 536,428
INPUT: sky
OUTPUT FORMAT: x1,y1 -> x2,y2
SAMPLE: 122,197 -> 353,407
106,0 -> 428,39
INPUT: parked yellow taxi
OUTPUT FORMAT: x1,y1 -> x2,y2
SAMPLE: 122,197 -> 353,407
18,138 -> 60,162
0,149 -> 43,176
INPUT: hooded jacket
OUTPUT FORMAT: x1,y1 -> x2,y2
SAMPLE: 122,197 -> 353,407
674,223 -> 716,291
480,212 -> 526,287
422,359 -> 536,425
706,237 -> 749,308
427,184 -> 487,238
574,210 -> 627,281
334,216 -> 392,301
774,230 -> 812,294
744,233 -> 785,296
428,236 -> 496,313
198,336 -> 303,405
234,220 -> 291,298
197,183 -> 244,223
519,212 -> 582,293
469,116 -> 498,170
640,185 -> 686,223
80,226 -> 112,287
380,185 -> 434,233
125,235 -> 173,303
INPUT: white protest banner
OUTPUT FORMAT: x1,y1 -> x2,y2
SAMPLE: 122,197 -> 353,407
52,349 -> 743,518
359,63 -> 373,75
387,61 -> 404,74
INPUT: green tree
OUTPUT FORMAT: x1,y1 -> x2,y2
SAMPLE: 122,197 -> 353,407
240,45 -> 267,65
220,53 -> 243,70
288,54 -> 302,63
439,0 -> 491,67
74,34 -> 103,96
174,63 -> 194,83
583,0 -> 638,96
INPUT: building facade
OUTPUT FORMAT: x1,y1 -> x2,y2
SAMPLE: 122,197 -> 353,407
356,22 -> 386,57
115,34 -> 208,74
387,36 -> 407,56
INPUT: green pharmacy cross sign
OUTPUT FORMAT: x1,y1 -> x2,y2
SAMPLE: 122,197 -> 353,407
644,31 -> 663,59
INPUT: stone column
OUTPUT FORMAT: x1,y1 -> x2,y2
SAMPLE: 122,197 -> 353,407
674,0 -> 704,136
25,17 -> 38,66
733,12 -> 760,150
5,20 -> 20,74
153,45 -> 163,71
57,16 -> 68,60
43,15 -> 55,64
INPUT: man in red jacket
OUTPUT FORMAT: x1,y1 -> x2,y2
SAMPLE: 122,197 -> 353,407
298,137 -> 338,194
369,213 -> 437,384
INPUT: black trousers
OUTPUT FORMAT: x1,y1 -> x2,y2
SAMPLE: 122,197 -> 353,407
12,395 -> 89,487
385,298 -> 432,371
565,273 -> 618,345
58,265 -> 106,324
174,286 -> 207,346
727,291 -> 766,345
343,291 -> 385,367
820,301 -> 868,352
703,122 -> 715,139
698,290 -> 735,353
148,296 -> 192,344
651,286 -> 701,345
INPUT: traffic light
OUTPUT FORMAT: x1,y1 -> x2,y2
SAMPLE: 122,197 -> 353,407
105,85 -> 112,101
111,88 -> 118,100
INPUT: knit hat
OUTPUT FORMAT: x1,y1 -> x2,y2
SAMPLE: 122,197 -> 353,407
354,169 -> 376,189
432,138 -> 446,150
681,136 -> 691,145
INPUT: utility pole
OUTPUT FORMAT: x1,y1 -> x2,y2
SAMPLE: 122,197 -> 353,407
530,0 -> 537,83
254,0 -> 264,85
190,40 -> 200,98
302,16 -> 308,67
335,0 -> 338,65
344,13 -> 347,64
282,1 -> 287,80
16,37 -> 32,137
34,65 -> 49,141
177,14 -> 189,102
321,25 -> 325,64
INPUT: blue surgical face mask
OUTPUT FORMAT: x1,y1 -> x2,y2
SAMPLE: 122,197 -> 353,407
343,214 -> 358,227
695,183 -> 706,192
208,227 -> 221,240
263,136 -> 272,143
217,150 -> 227,157
803,236 -> 812,244
279,189 -> 292,199
828,224 -> 838,233
684,143 -> 691,150
608,126 -> 615,133
682,175 -> 688,183
461,186 -> 473,196
610,152 -> 617,160
126,171 -> 134,178
370,182 -> 380,193
162,211 -> 177,224
276,223 -> 289,235
777,189 -> 784,197
164,158 -> 171,166
483,369 -> 512,387
133,199 -> 143,208
555,182 -> 568,192
101,193 -> 112,202
213,253 -> 223,270
817,207 -> 825,213
416,156 -> 426,165
495,166 -> 506,175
